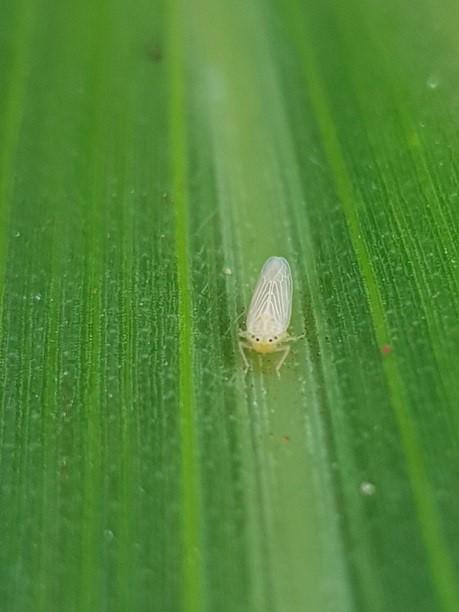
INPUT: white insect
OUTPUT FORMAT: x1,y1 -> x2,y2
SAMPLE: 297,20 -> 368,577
239,256 -> 303,375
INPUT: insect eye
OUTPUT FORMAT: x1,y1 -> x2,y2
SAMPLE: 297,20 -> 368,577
274,336 -> 278,340
268,338 -> 272,342
256,337 -> 260,342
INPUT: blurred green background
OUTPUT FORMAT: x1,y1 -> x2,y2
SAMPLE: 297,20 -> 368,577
1,0 -> 458,610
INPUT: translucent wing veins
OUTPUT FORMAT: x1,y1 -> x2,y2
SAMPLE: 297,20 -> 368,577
246,257 -> 292,336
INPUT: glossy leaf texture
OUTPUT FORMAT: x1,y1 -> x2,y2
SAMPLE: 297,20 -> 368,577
0,0 -> 458,611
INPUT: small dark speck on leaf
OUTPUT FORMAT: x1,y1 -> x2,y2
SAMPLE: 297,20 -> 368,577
281,435 -> 290,443
380,344 -> 392,356
146,43 -> 162,63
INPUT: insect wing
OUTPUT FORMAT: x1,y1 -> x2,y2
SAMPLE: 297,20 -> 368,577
247,257 -> 292,335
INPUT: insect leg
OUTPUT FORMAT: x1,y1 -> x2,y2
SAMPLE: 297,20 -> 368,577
275,345 -> 290,376
285,332 -> 305,343
238,340 -> 250,373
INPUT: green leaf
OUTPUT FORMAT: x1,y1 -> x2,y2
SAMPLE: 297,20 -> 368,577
1,0 -> 458,611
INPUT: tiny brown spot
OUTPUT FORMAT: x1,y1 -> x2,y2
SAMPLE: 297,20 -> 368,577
146,43 -> 162,63
281,435 -> 290,443
162,192 -> 173,205
381,344 -> 392,355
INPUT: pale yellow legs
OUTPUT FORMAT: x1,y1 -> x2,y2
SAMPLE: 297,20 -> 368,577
238,334 -> 304,376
